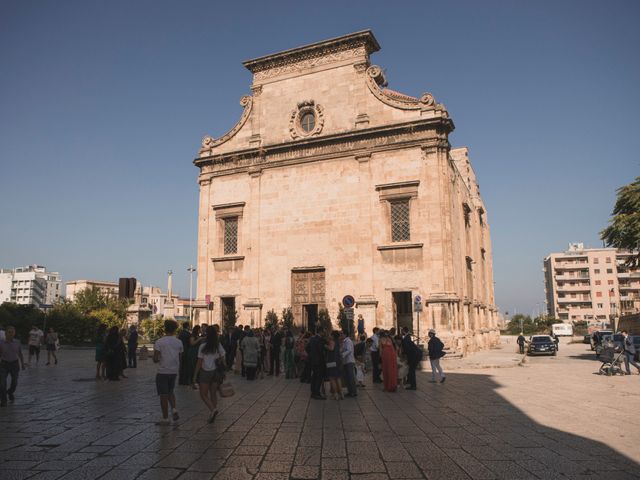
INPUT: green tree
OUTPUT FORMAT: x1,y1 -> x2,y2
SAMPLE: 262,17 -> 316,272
140,316 -> 165,343
601,176 -> 640,267
281,307 -> 294,330
0,303 -> 45,341
223,305 -> 238,332
318,308 -> 333,333
90,308 -> 122,330
336,303 -> 354,336
73,286 -> 129,320
264,309 -> 278,329
46,302 -> 97,345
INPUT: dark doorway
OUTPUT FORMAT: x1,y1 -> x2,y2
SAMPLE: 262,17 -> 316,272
221,297 -> 236,327
393,292 -> 413,332
303,304 -> 318,333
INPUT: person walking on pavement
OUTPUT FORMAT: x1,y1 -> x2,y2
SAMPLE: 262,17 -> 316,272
0,326 -> 25,406
284,329 -> 296,379
340,330 -> 357,397
193,325 -> 226,423
127,325 -> 139,368
517,333 -> 526,354
369,327 -> 382,384
45,328 -> 58,365
270,327 -> 283,376
240,329 -> 260,380
308,326 -> 326,399
27,325 -> 44,366
177,322 -> 191,385
379,330 -> 398,392
427,329 -> 446,384
621,330 -> 640,375
401,327 -> 422,390
153,320 -> 183,425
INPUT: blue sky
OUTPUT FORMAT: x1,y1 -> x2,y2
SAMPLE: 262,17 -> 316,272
1,1 -> 638,316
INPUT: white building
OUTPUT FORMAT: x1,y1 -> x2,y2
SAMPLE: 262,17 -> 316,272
0,272 -> 13,304
0,265 -> 62,308
544,243 -> 640,324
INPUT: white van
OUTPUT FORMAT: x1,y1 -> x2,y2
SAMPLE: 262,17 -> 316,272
552,323 -> 573,336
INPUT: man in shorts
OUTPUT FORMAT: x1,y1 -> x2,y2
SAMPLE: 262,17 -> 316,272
153,320 -> 182,425
28,325 -> 44,366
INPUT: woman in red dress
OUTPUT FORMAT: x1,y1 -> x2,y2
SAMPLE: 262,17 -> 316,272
379,331 -> 398,392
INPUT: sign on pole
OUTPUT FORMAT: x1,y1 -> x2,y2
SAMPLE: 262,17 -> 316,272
413,295 -> 423,312
342,295 -> 355,308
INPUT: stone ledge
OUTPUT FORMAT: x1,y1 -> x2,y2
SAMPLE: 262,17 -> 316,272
212,256 -> 245,263
376,243 -> 423,251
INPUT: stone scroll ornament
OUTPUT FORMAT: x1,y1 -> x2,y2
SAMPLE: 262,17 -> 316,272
365,65 -> 447,115
200,95 -> 253,154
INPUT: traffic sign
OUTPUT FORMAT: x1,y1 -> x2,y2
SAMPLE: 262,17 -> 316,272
342,295 -> 355,308
414,295 -> 423,312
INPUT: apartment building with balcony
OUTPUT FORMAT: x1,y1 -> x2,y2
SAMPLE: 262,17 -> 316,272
544,243 -> 640,324
0,265 -> 62,308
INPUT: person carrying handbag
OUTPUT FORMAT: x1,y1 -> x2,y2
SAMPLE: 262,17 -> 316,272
193,326 -> 226,423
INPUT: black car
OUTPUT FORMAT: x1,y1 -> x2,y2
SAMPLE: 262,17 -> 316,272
527,335 -> 557,356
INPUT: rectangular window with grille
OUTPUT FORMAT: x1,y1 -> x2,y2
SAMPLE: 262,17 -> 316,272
223,217 -> 238,254
390,200 -> 410,242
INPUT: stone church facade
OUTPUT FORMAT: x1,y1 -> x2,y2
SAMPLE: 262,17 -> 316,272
194,31 -> 499,352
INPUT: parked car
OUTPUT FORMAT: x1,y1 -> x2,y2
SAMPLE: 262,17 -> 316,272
527,335 -> 557,356
591,330 -> 612,351
583,334 -> 591,344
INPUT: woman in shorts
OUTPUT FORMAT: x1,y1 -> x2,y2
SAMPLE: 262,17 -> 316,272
193,325 -> 226,423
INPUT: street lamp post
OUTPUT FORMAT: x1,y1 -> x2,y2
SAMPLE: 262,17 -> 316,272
188,265 -> 196,325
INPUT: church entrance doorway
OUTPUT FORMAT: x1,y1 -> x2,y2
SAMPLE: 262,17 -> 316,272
303,304 -> 318,333
292,267 -> 325,329
221,296 -> 236,328
393,291 -> 413,332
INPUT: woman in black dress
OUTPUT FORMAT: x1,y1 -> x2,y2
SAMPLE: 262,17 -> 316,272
325,330 -> 343,400
104,326 -> 121,381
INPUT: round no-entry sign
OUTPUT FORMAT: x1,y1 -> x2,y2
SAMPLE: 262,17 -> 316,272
342,295 -> 355,308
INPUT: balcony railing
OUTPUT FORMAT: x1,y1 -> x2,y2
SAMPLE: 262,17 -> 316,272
558,297 -> 592,303
555,274 -> 590,281
554,263 -> 589,270
556,284 -> 591,292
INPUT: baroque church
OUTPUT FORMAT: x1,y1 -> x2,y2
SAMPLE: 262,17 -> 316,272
194,31 -> 499,352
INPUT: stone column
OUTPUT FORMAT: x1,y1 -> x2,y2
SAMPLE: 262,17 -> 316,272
197,177 -> 212,303
245,169 -> 262,317
356,152 -> 377,329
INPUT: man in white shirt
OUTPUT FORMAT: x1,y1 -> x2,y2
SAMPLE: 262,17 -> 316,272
369,327 -> 382,383
153,320 -> 183,424
28,325 -> 44,366
340,331 -> 357,397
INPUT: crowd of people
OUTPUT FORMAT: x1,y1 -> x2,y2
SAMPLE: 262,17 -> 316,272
94,324 -> 139,381
0,317 -> 448,419
0,324 -> 60,407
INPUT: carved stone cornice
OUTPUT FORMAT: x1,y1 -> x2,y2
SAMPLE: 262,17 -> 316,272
194,117 -> 454,177
243,30 -> 380,82
200,95 -> 253,155
365,65 -> 449,117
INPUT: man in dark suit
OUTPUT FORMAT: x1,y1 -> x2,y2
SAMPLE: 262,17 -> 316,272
622,330 -> 640,375
401,326 -> 421,390
270,328 -> 283,376
308,327 -> 326,399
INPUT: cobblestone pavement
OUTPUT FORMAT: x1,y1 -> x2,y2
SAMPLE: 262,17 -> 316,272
1,341 -> 638,480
